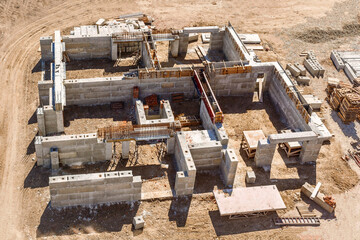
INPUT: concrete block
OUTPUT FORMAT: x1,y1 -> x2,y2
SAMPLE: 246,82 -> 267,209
245,170 -> 256,183
301,182 -> 334,213
133,216 -> 145,229
286,63 -> 301,77
294,62 -> 306,76
296,76 -> 311,85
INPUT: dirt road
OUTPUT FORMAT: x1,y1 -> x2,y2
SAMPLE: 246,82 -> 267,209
0,0 -> 359,239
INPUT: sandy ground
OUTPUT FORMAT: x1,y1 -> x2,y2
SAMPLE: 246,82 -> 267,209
1,0 -> 360,239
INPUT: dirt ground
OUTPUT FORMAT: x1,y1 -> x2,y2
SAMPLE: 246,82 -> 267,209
1,0 -> 360,239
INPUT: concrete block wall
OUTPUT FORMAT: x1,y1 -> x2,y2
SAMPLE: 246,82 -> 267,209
63,76 -> 194,106
174,132 -> 196,196
220,149 -> 238,186
62,36 -> 112,60
254,139 -> 276,167
299,139 -> 323,163
40,36 -> 53,61
206,64 -> 274,96
223,30 -> 241,61
189,141 -> 222,169
141,42 -> 153,68
38,80 -> 53,105
40,105 -> 64,135
200,100 -> 214,130
49,170 -> 142,207
268,68 -> 310,131
209,30 -> 225,51
35,133 -> 112,168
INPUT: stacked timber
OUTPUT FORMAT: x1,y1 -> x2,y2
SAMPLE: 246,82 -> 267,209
338,93 -> 360,123
327,81 -> 360,123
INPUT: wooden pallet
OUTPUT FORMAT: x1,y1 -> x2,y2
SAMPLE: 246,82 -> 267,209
273,217 -> 320,226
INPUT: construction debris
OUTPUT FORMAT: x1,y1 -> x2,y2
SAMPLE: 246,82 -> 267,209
344,150 -> 360,168
296,205 -> 317,218
301,182 -> 335,213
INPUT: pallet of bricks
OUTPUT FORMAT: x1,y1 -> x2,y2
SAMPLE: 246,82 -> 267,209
328,81 -> 360,123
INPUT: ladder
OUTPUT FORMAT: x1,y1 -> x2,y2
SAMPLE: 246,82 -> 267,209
273,217 -> 320,226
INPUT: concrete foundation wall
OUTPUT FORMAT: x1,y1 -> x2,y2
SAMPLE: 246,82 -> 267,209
35,133 -> 112,168
49,171 -> 141,207
141,42 -> 153,68
268,72 -> 310,131
38,81 -> 53,105
62,36 -> 111,60
40,36 -> 53,61
189,141 -> 222,169
223,30 -> 241,61
40,105 -> 64,135
174,132 -> 196,196
209,30 -> 225,51
64,76 -> 194,106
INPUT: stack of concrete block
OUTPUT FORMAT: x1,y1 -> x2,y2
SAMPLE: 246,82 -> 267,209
294,62 -> 306,76
304,51 -> 325,78
35,133 -> 112,168
254,139 -> 276,167
174,132 -> 196,196
220,149 -> 238,186
296,76 -> 311,85
189,141 -> 222,169
49,170 -> 142,207
286,63 -> 301,77
330,50 -> 345,70
344,63 -> 358,84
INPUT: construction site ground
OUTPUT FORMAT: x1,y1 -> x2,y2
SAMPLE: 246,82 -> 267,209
1,0 -> 360,239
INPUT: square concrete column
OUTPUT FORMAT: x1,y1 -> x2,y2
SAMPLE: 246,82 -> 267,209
55,110 -> 64,133
37,107 -> 46,136
299,139 -> 322,163
166,137 -> 175,155
254,139 -> 276,167
50,147 -> 59,170
169,36 -> 179,57
111,40 -> 118,61
178,33 -> 189,57
35,136 -> 44,166
122,141 -> 130,159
